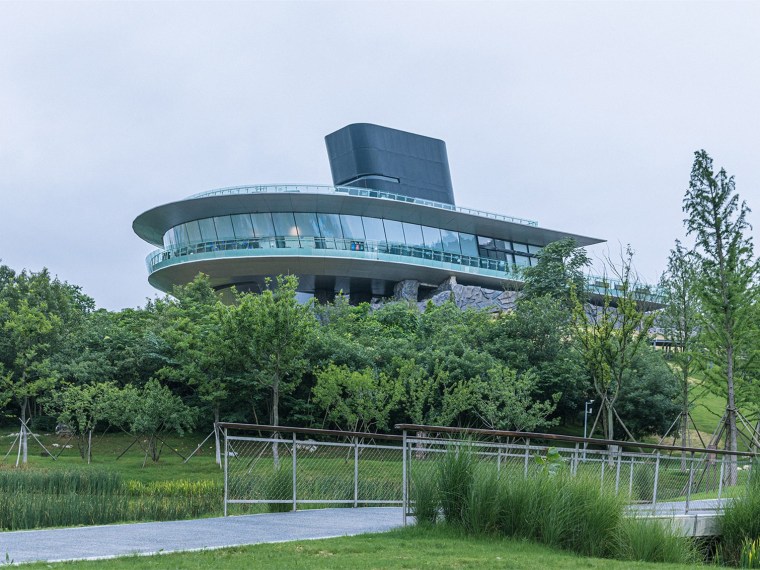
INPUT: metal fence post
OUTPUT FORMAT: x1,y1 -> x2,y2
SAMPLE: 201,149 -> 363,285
402,430 -> 408,526
685,451 -> 695,514
615,447 -> 622,494
652,451 -> 661,507
572,443 -> 579,476
223,427 -> 228,517
524,438 -> 530,478
628,456 -> 634,499
497,445 -> 501,476
354,437 -> 359,508
718,456 -> 725,500
292,433 -> 297,512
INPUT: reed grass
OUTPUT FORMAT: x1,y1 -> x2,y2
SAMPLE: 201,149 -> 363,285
0,469 -> 222,530
718,461 -> 760,567
414,445 -> 698,565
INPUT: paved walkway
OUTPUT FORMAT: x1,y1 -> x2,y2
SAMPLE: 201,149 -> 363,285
2,507 -> 404,565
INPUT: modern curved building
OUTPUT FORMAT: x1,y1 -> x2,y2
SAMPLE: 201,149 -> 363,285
134,124 -> 608,304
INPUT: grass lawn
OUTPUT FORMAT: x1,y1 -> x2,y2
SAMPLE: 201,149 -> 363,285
0,428 -> 225,483
21,525 -> 705,569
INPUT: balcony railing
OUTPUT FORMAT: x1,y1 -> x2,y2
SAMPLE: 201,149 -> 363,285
146,235 -> 524,279
187,184 -> 540,227
146,236 -> 662,304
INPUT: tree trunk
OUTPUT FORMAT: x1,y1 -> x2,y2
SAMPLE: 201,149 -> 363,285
272,376 -> 280,470
20,396 -> 28,464
726,346 -> 738,485
87,429 -> 92,465
606,400 -> 614,467
214,405 -> 221,467
681,374 -> 689,472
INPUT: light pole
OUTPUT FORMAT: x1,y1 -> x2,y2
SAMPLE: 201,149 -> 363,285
583,400 -> 594,460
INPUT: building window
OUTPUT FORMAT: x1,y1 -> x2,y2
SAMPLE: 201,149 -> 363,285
231,214 -> 254,239
340,215 -> 365,240
402,222 -> 425,247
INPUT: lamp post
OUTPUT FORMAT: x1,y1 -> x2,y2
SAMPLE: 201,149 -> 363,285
583,400 -> 595,460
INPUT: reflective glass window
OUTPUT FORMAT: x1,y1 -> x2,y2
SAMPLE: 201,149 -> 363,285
272,212 -> 298,237
251,213 -> 275,237
340,215 -> 365,240
459,233 -> 479,257
494,239 -> 510,251
231,214 -> 254,238
383,219 -> 405,244
214,216 -> 235,240
172,225 -> 188,246
185,221 -> 202,243
514,254 -> 530,267
441,229 -> 461,254
294,213 -> 320,237
318,214 -> 342,238
362,217 -> 386,242
513,242 -> 529,253
528,244 -> 543,255
163,229 -> 175,248
402,223 -> 425,247
198,218 -> 217,241
422,226 -> 443,251
478,236 -> 495,249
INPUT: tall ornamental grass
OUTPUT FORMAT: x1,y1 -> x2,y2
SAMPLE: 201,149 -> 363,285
412,445 -> 698,565
0,469 -> 221,530
718,461 -> 760,567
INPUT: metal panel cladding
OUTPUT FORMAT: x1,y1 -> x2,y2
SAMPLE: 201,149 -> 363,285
325,123 -> 456,206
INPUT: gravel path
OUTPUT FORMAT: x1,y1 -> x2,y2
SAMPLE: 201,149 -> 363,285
1,507 -> 404,565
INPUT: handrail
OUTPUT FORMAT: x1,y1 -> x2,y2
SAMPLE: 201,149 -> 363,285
187,183 -> 540,227
145,235 -> 524,278
145,236 -> 662,303
394,424 -> 759,458
217,422 -> 403,442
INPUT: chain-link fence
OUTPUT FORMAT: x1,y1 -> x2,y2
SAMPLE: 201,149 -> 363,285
219,423 -> 756,520
219,423 -> 403,515
397,424 -> 757,524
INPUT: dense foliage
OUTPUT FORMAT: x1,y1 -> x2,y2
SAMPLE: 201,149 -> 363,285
0,256 -> 685,461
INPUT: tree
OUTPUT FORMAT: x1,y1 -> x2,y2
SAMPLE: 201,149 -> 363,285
107,380 -> 196,463
225,275 -> 315,467
682,150 -> 759,482
615,347 -> 681,440
0,267 -> 93,463
658,240 -> 701,466
47,382 -> 118,462
521,238 -> 590,308
570,247 -> 656,442
155,274 -> 230,465
312,364 -> 402,433
473,365 -> 559,432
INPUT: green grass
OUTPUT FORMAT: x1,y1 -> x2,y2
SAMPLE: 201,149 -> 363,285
0,429 -> 225,484
18,525 -> 706,569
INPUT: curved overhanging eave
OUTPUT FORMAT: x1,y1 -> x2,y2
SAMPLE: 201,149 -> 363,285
133,191 -> 604,249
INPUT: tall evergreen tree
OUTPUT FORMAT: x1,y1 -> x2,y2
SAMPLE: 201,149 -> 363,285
682,150 -> 759,483
658,240 -> 701,466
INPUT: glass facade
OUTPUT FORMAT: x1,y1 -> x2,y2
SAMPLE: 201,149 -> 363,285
161,212 -> 542,267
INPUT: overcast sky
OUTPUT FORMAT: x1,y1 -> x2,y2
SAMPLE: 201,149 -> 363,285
1,1 -> 758,310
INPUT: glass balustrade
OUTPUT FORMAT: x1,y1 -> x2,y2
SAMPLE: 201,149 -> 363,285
187,184 -> 539,227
